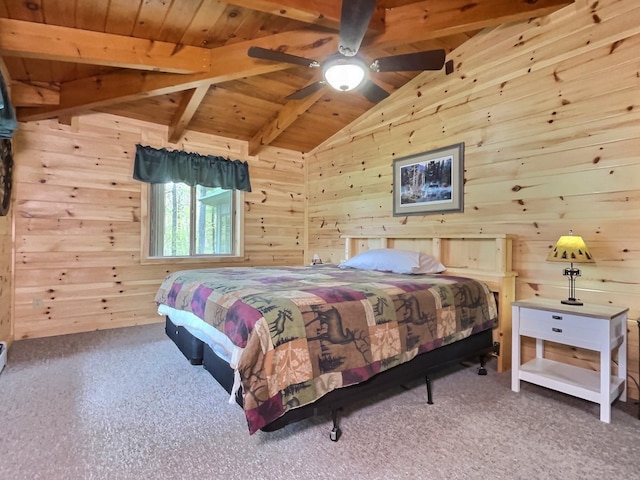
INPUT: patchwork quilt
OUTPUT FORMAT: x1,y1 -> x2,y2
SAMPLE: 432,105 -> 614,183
155,265 -> 498,434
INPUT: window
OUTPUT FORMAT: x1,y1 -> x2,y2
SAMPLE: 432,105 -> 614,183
148,182 -> 241,258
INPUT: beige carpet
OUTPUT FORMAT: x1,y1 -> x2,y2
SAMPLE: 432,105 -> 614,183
0,323 -> 638,480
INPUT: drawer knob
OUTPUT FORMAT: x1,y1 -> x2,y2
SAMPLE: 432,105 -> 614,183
552,315 -> 562,320
552,327 -> 563,333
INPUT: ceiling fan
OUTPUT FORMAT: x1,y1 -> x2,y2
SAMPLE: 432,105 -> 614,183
247,0 -> 452,103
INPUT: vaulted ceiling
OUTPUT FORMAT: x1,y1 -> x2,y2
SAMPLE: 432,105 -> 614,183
1,0 -> 571,154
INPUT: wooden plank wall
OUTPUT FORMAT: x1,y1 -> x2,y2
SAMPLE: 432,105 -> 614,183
306,0 -> 640,399
0,202 -> 10,344
11,113 -> 305,339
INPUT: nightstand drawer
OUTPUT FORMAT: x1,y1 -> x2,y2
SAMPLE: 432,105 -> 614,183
519,307 -> 602,348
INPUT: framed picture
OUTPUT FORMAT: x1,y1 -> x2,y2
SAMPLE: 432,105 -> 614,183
392,142 -> 464,216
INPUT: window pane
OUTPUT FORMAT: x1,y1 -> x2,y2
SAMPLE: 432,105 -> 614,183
196,186 -> 232,255
162,182 -> 191,256
149,183 -> 237,258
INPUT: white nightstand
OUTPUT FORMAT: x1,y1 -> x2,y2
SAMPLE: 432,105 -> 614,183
512,298 -> 628,423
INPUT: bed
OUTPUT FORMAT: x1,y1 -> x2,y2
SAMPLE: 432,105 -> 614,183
157,235 -> 517,440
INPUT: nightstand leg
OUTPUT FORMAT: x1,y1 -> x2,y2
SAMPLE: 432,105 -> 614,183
511,305 -> 520,392
619,320 -> 627,402
600,351 -> 611,423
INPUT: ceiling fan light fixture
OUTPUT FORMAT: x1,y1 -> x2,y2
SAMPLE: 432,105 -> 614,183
322,55 -> 368,92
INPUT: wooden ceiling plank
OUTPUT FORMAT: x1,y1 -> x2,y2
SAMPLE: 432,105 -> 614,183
11,81 -> 60,107
18,29 -> 339,121
3,0 -> 44,22
226,0 -> 343,29
0,18 -> 211,74
223,0 -> 385,32
248,82 -> 328,155
168,85 -> 210,144
41,0 -> 77,28
104,0 -> 140,36
132,0 -> 173,39
73,0 -> 109,31
157,0 -> 204,44
179,1 -> 229,47
374,0 -> 573,47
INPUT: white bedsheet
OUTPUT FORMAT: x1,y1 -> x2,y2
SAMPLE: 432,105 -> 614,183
157,304 -> 243,370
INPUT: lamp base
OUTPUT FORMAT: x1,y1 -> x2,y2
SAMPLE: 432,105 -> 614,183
561,298 -> 583,306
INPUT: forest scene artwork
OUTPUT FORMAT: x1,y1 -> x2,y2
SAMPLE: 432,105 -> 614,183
393,143 -> 464,216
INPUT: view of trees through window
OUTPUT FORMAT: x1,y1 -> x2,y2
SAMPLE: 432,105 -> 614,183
149,183 -> 233,257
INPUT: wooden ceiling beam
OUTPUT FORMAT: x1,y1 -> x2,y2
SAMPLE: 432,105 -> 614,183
248,81 -> 328,156
0,18 -> 211,74
18,29 -> 339,122
168,85 -> 211,144
11,81 -> 60,107
372,0 -> 573,47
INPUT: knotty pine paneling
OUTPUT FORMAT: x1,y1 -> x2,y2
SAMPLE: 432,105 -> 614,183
306,0 -> 640,399
0,199 -> 10,345
11,113 -> 305,339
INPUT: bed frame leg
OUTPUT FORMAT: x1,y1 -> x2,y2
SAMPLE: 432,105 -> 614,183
477,355 -> 488,376
425,376 -> 434,405
330,408 -> 342,442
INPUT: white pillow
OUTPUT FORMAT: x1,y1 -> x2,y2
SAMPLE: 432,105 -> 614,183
414,251 -> 447,274
339,248 -> 445,274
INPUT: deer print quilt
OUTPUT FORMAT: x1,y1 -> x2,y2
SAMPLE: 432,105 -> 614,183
155,265 -> 498,434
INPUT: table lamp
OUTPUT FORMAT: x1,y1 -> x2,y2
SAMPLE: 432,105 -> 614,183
546,230 -> 594,306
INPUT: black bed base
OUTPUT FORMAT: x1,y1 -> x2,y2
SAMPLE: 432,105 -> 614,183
262,329 -> 495,440
165,315 -> 496,440
165,317 -> 204,365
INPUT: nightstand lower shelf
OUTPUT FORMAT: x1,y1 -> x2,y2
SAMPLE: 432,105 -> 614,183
519,358 -> 625,405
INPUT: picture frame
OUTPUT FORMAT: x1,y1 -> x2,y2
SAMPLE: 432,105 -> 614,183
392,142 -> 464,216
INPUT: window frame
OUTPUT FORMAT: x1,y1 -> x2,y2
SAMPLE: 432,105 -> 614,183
140,182 -> 244,265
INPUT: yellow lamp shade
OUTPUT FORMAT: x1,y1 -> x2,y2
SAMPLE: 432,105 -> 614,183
546,235 -> 594,263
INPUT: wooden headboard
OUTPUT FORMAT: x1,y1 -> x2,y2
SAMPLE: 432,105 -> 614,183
343,234 -> 517,373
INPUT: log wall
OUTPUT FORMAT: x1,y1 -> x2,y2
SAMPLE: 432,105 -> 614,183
12,113 -> 305,339
307,0 -> 640,399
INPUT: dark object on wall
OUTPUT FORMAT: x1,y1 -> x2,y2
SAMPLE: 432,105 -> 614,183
0,73 -> 18,139
0,138 -> 13,216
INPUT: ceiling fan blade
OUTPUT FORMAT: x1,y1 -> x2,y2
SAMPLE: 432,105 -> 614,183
372,50 -> 447,72
247,46 -> 319,68
360,80 -> 389,103
338,0 -> 376,57
285,82 -> 325,101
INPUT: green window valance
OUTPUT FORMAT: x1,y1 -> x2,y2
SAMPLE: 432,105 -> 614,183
133,144 -> 251,192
